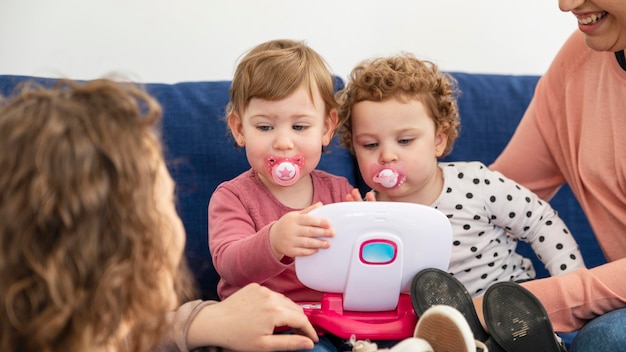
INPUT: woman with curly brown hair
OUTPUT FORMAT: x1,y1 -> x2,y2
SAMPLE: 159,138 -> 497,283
0,79 -> 318,351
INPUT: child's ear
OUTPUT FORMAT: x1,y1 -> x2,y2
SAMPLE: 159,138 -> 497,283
227,113 -> 245,146
322,108 -> 339,146
434,126 -> 449,158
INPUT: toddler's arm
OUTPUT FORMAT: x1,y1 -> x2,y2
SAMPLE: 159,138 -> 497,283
486,170 -> 586,275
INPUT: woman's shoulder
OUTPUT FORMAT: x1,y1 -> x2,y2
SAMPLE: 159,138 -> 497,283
545,30 -> 599,80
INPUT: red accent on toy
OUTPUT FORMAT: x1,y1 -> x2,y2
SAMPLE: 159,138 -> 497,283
300,293 -> 417,340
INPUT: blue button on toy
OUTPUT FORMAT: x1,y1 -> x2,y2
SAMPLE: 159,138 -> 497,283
360,239 -> 397,265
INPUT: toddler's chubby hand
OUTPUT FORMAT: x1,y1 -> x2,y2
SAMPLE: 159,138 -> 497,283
269,202 -> 335,260
345,188 -> 376,202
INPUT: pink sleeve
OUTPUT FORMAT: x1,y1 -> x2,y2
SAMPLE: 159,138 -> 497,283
208,186 -> 287,287
522,258 -> 626,333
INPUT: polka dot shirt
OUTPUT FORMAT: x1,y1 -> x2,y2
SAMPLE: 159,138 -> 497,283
432,162 -> 586,297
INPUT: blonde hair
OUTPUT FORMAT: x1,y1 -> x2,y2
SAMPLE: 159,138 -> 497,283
0,79 -> 195,351
337,53 -> 460,156
226,39 -> 339,145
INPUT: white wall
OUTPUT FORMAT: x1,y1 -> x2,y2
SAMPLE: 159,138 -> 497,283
0,1 -> 576,83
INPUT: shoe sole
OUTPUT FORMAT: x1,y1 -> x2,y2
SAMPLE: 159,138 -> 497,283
388,337 -> 434,352
483,282 -> 563,352
410,268 -> 489,342
414,305 -> 477,352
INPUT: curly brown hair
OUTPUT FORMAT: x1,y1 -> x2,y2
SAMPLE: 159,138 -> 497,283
337,53 -> 460,157
0,79 -> 195,351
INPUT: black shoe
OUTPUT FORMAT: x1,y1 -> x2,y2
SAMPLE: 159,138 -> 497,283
483,281 -> 567,352
410,268 -> 490,342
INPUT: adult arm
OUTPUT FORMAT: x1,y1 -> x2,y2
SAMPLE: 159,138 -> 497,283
473,259 -> 626,334
522,259 -> 626,332
157,284 -> 318,351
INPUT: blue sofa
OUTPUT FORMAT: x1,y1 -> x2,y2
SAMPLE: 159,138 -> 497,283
0,73 -> 607,301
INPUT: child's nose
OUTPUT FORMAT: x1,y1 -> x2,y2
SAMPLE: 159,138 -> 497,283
273,133 -> 294,150
379,147 -> 398,164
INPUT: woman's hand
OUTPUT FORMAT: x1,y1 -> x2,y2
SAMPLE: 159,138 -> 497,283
187,283 -> 318,351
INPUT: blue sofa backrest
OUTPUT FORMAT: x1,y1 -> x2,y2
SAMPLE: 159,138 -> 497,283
0,74 -> 605,301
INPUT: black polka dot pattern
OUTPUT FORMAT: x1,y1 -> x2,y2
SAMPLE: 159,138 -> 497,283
432,162 -> 586,297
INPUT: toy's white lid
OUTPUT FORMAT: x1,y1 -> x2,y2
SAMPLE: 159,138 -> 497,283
295,201 -> 452,311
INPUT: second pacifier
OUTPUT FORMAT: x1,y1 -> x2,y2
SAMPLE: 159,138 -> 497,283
371,164 -> 406,189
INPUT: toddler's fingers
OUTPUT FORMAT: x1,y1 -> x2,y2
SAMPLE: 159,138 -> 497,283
346,188 -> 364,202
300,202 -> 323,214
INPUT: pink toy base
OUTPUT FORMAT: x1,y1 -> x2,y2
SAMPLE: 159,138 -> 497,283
299,293 -> 417,340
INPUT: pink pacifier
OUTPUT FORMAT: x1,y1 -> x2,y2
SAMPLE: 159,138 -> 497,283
266,154 -> 305,187
370,163 -> 406,189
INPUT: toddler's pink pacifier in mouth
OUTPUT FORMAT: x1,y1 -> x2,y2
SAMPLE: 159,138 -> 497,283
266,154 -> 305,187
370,163 -> 406,189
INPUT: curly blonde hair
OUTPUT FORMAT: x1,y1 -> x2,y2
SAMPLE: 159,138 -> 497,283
337,53 -> 460,157
0,79 -> 195,351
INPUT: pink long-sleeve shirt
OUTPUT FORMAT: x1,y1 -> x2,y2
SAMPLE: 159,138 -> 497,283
491,30 -> 626,332
208,169 -> 354,302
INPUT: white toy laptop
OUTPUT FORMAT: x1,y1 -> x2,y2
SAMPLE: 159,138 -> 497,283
295,201 -> 452,340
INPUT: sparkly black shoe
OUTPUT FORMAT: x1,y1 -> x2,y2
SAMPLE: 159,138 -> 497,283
410,268 -> 490,342
483,281 -> 567,352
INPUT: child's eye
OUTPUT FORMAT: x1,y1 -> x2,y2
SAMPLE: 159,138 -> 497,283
363,143 -> 378,150
292,125 -> 308,131
398,138 -> 413,145
257,125 -> 273,131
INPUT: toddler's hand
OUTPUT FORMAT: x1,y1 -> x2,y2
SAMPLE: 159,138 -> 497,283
269,202 -> 334,260
345,188 -> 376,202
345,188 -> 364,202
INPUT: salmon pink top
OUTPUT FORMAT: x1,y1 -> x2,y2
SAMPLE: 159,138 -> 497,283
491,30 -> 626,332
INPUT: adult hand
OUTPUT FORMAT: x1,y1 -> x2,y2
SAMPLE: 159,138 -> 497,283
187,283 -> 318,351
